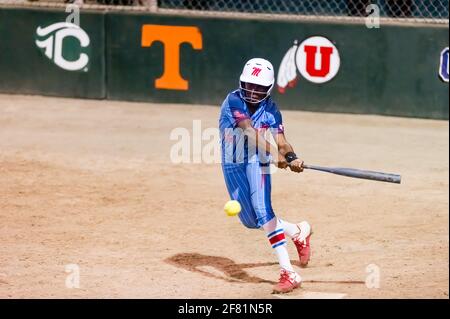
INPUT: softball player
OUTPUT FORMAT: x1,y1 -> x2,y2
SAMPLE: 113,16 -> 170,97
219,58 -> 312,294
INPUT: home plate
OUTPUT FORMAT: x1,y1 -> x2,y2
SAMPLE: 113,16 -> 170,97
274,292 -> 347,299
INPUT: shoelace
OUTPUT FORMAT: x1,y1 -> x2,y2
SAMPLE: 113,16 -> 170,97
293,236 -> 307,247
279,270 -> 294,284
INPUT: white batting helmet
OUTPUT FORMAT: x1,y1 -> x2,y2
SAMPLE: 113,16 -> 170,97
239,58 -> 275,104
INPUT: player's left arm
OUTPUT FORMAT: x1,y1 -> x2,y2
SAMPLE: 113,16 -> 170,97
270,104 -> 304,173
274,133 -> 304,173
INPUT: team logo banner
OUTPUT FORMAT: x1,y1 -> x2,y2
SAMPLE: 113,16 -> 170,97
35,22 -> 91,72
277,36 -> 340,92
439,47 -> 449,83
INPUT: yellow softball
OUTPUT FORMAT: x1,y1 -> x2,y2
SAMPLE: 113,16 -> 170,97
224,200 -> 241,216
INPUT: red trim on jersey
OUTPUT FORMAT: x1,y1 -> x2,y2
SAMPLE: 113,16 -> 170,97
233,110 -> 250,126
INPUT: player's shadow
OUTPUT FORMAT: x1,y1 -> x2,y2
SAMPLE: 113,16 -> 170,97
165,253 -> 365,285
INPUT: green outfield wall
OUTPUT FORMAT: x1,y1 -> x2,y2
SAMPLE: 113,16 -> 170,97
0,7 -> 448,119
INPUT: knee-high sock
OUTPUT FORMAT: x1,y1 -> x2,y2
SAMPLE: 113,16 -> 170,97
278,218 -> 300,238
263,218 -> 294,272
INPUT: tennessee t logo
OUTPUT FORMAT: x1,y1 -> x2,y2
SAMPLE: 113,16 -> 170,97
251,67 -> 262,76
141,25 -> 203,90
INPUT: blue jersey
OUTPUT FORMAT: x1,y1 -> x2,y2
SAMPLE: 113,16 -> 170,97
219,89 -> 284,165
219,89 -> 284,229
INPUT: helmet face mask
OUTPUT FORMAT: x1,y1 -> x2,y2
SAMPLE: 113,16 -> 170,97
239,58 -> 275,105
239,81 -> 272,104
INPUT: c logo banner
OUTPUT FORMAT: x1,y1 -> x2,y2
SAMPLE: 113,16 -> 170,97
35,22 -> 90,72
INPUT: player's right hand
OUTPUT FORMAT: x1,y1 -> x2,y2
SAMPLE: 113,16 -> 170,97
289,159 -> 304,173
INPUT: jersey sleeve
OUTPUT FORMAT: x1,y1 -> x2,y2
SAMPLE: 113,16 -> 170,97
270,102 -> 285,134
227,93 -> 250,127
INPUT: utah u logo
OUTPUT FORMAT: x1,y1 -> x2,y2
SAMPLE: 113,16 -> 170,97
251,67 -> 262,76
304,45 -> 334,78
35,22 -> 90,72
277,36 -> 340,91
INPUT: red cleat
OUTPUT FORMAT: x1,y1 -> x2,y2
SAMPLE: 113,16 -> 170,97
272,269 -> 302,294
292,221 -> 312,267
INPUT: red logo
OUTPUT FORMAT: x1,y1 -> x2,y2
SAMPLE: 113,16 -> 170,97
304,45 -> 333,78
277,36 -> 340,91
233,110 -> 247,120
251,67 -> 262,76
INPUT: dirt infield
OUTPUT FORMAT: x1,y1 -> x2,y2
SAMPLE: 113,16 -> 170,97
0,94 -> 448,298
